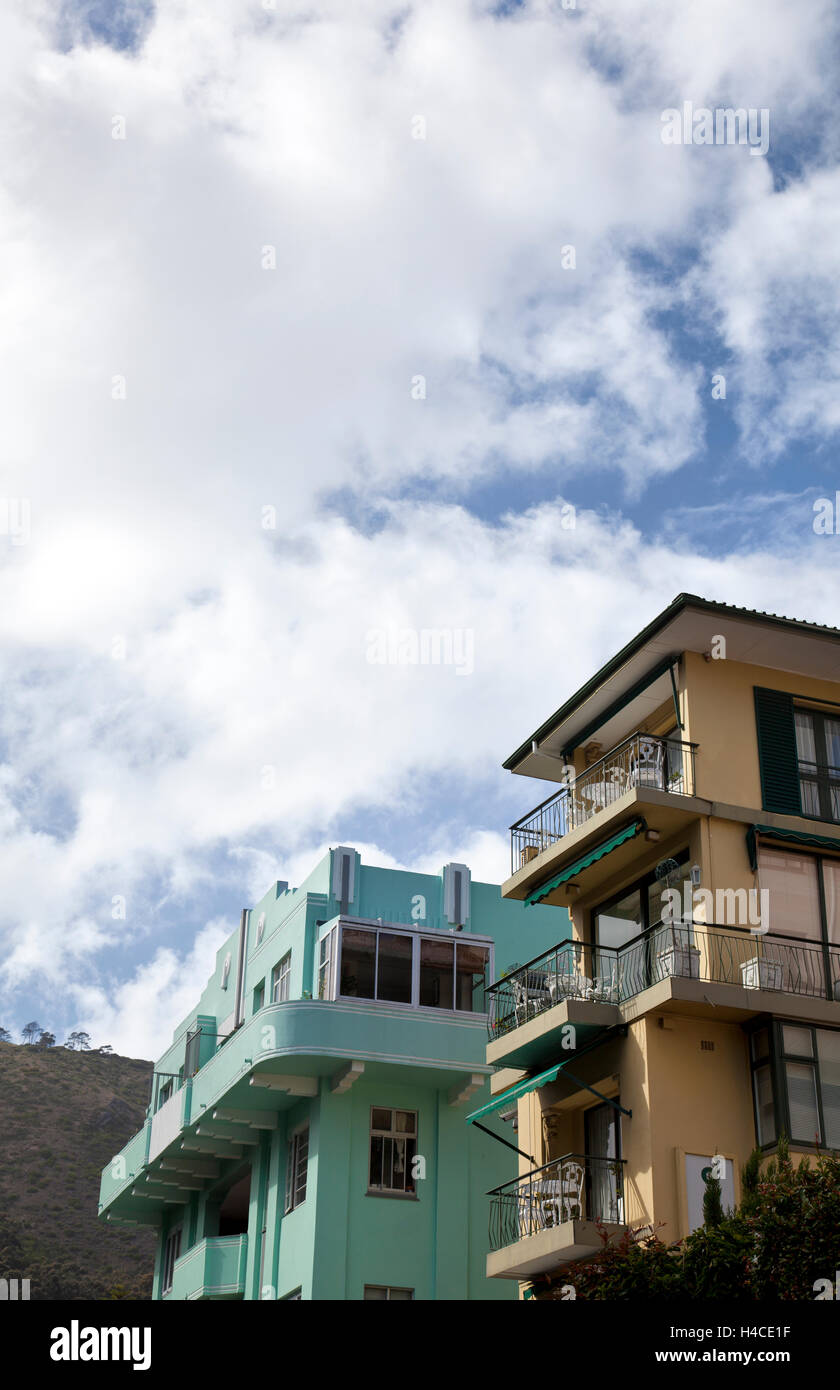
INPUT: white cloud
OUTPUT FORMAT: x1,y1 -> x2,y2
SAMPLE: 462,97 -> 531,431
0,0 -> 838,1054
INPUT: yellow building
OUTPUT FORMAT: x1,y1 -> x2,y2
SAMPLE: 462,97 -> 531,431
470,593 -> 840,1288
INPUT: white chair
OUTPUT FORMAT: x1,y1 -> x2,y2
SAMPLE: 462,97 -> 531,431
559,1161 -> 585,1222
629,738 -> 664,789
511,971 -> 550,1021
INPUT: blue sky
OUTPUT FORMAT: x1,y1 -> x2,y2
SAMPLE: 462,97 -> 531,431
1,0 -> 839,1056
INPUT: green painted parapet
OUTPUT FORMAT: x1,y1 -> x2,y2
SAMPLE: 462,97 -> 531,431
98,1123 -> 150,1212
167,1235 -> 248,1300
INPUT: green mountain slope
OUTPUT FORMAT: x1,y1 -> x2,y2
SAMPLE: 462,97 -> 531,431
0,1039 -> 156,1299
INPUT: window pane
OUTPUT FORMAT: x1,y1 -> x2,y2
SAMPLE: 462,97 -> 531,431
294,1130 -> 308,1206
753,1064 -> 776,1146
340,928 -> 376,998
782,1024 -> 814,1057
454,943 -> 489,1011
751,1027 -> 770,1063
369,1136 -> 383,1188
758,850 -> 822,940
376,933 -> 413,1003
388,1288 -> 413,1300
823,861 -> 840,946
785,1062 -> 820,1143
800,779 -> 821,817
364,1286 -> 388,1300
795,709 -> 817,766
596,887 -> 643,949
825,719 -> 840,771
419,937 -> 454,1009
817,1030 -> 840,1150
396,1110 -> 416,1134
371,1108 -> 391,1131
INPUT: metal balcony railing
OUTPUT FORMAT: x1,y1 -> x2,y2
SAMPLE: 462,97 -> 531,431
487,924 -> 840,1038
488,1154 -> 626,1250
510,734 -> 697,874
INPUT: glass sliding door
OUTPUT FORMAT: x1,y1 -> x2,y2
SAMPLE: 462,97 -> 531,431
584,1102 -> 623,1224
593,851 -> 690,999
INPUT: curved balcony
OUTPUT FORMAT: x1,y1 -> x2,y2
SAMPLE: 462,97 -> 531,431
167,1235 -> 248,1301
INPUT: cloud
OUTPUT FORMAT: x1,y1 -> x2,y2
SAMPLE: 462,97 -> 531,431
0,0 -> 838,1053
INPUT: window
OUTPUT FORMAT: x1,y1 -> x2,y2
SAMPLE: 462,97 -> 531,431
253,980 -> 265,1014
183,1028 -> 201,1078
455,940 -> 490,1011
364,1285 -> 414,1300
331,924 -> 490,1012
794,708 -> 840,822
593,852 -> 691,984
369,1108 -> 417,1195
756,847 -> 840,996
376,933 -> 413,1003
757,849 -> 822,941
285,1125 -> 309,1212
750,1022 -> 840,1151
750,1028 -> 776,1146
594,852 -> 691,949
161,1226 -> 182,1295
272,952 -> 291,1003
419,937 -> 454,1008
318,927 -> 336,1000
340,928 -> 376,998
158,1079 -> 173,1109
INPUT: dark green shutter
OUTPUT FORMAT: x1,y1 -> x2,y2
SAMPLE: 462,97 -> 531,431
754,687 -> 801,815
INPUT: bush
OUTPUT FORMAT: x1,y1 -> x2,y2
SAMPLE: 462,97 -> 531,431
530,1140 -> 840,1301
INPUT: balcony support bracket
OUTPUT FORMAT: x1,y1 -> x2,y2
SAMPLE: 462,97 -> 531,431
558,1068 -> 631,1118
471,1121 -> 536,1166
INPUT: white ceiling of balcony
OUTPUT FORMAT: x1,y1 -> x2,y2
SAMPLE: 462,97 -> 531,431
512,604 -> 840,782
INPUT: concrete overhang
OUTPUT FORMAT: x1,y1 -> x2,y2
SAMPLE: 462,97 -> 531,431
487,998 -> 621,1071
503,788 -> 709,904
487,1221 -> 625,1280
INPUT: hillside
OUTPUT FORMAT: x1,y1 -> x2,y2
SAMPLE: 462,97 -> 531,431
0,1039 -> 156,1299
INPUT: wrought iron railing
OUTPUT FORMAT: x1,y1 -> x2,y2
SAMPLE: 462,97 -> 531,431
510,733 -> 697,873
488,924 -> 840,1037
488,1154 -> 626,1250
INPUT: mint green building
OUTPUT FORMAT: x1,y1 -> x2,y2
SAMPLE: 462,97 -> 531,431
98,847 -> 567,1300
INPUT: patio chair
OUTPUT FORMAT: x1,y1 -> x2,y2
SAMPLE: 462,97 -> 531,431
511,970 -> 551,1022
559,1161 -> 585,1222
628,738 -> 664,789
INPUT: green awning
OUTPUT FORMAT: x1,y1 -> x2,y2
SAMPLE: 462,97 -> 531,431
466,1061 -> 564,1124
747,823 -> 840,871
526,819 -> 646,906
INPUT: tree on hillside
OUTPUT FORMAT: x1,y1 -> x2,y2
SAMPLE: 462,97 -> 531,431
36,1031 -> 56,1049
65,1031 -> 91,1051
0,1026 -> 11,1042
98,1044 -> 114,1055
21,1021 -> 40,1045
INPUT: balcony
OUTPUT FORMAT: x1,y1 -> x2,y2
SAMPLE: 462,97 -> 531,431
510,733 -> 697,875
100,997 -> 493,1224
167,1235 -> 248,1300
487,926 -> 840,1066
487,1154 -> 626,1279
